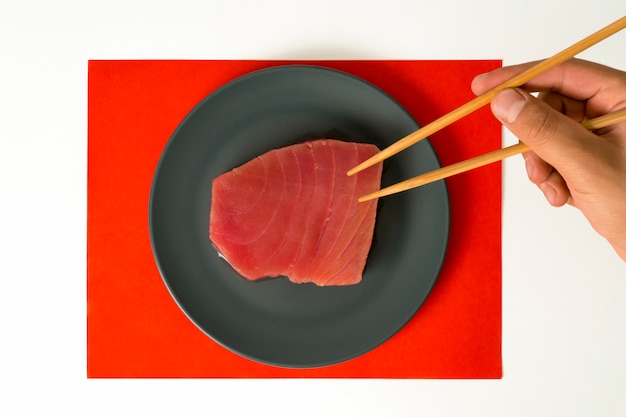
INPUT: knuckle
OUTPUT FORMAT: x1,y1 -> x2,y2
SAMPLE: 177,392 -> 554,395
525,108 -> 560,146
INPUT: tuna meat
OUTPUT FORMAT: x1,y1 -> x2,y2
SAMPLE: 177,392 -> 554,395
209,139 -> 382,286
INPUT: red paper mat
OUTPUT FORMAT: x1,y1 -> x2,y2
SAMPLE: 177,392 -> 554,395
87,60 -> 502,378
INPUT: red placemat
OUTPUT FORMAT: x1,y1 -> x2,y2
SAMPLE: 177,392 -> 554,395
87,60 -> 502,378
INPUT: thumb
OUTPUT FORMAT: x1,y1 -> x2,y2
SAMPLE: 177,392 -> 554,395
490,88 -> 600,177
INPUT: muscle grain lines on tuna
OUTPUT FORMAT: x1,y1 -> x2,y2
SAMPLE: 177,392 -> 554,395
209,139 -> 382,286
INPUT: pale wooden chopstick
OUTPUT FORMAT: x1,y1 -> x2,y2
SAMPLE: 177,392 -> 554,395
347,15 -> 626,177
358,108 -> 626,202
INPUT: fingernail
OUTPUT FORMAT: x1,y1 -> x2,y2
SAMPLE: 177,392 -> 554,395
525,156 -> 534,179
472,73 -> 487,87
492,89 -> 526,124
539,182 -> 556,204
471,74 -> 488,95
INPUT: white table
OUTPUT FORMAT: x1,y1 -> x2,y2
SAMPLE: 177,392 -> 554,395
1,1 -> 625,415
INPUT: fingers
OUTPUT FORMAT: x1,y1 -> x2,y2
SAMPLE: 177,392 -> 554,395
491,88 -> 614,197
472,58 -> 626,117
472,62 -> 533,95
523,151 -> 571,207
472,58 -> 618,96
522,151 -> 550,183
539,168 -> 571,207
492,89 -> 596,162
536,91 -> 587,122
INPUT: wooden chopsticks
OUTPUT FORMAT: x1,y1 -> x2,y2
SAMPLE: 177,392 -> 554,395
359,108 -> 626,202
348,15 -> 626,200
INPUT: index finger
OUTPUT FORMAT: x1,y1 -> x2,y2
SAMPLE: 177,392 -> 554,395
472,59 -> 626,116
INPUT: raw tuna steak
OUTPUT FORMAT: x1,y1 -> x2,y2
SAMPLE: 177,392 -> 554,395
209,139 -> 382,286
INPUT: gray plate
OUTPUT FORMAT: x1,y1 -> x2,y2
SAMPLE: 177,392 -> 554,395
149,65 -> 449,368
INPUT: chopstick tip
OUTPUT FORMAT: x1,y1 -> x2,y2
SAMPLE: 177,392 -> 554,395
358,192 -> 379,203
349,152 -> 385,176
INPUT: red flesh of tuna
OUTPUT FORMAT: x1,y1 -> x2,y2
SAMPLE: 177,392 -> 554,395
209,139 -> 382,286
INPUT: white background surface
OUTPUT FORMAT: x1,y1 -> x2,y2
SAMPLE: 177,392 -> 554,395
1,1 -> 625,416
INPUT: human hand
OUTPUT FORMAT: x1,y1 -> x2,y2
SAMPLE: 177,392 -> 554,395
471,58 -> 626,261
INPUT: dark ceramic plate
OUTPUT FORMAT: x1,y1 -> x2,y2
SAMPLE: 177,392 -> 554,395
149,65 -> 449,368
